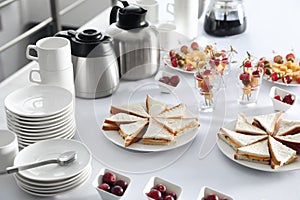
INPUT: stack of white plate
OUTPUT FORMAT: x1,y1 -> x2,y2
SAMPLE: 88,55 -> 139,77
4,85 -> 76,148
13,138 -> 92,197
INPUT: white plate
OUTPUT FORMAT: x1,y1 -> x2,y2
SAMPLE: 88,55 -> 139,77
102,126 -> 199,152
4,85 -> 73,117
216,120 -> 300,172
14,138 -> 91,181
263,75 -> 300,86
15,165 -> 91,191
7,115 -> 74,132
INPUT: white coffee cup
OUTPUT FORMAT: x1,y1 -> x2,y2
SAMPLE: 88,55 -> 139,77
157,23 -> 191,50
26,37 -> 72,72
167,0 -> 199,40
0,130 -> 18,171
135,0 -> 159,24
29,66 -> 75,96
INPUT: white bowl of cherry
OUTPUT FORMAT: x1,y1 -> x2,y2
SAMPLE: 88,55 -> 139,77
93,168 -> 131,200
269,86 -> 296,112
143,176 -> 182,200
154,70 -> 180,93
197,186 -> 233,200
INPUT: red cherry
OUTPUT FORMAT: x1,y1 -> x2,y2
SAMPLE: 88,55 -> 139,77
115,179 -> 128,191
165,191 -> 177,200
111,185 -> 124,196
252,70 -> 260,77
98,183 -> 110,192
171,58 -> 178,67
214,59 -> 220,66
147,188 -> 162,199
239,73 -> 250,81
243,60 -> 252,68
191,42 -> 199,50
205,194 -> 219,200
102,172 -> 117,185
196,73 -> 203,80
164,195 -> 175,200
297,76 -> 300,84
169,50 -> 176,58
283,94 -> 295,105
274,95 -> 282,101
270,72 -> 279,81
274,55 -> 283,64
286,53 -> 295,62
155,184 -> 167,194
282,74 -> 292,84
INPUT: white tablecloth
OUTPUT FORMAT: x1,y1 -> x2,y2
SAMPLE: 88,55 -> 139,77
1,0 -> 300,199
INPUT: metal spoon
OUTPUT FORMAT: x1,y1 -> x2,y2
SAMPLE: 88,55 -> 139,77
0,151 -> 77,175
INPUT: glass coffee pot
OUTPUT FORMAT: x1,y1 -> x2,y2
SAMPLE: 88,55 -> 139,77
204,0 -> 246,36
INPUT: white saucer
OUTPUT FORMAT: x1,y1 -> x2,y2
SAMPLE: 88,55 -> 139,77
14,138 -> 91,181
5,85 -> 73,118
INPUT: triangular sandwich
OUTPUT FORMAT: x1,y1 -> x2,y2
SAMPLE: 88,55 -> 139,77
235,113 -> 266,135
252,112 -> 283,135
218,127 -> 267,150
234,139 -> 270,165
102,123 -> 119,131
110,104 -> 149,118
268,135 -> 297,169
273,119 -> 300,136
274,133 -> 300,153
157,103 -> 186,119
145,94 -> 168,116
118,120 -> 149,147
141,118 -> 175,145
104,113 -> 145,125
154,117 -> 200,136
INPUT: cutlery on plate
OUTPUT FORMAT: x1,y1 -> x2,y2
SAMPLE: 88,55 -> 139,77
0,151 -> 77,175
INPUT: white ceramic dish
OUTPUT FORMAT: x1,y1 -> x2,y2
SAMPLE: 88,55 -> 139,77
5,105 -> 73,122
263,75 -> 299,86
143,176 -> 182,200
197,186 -> 233,200
269,86 -> 296,112
216,120 -> 300,172
93,168 -> 131,200
4,85 -> 73,117
154,70 -> 180,93
102,126 -> 198,152
163,55 -> 195,74
14,138 -> 91,181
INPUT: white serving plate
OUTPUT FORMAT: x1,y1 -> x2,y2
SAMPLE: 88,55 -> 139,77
216,120 -> 300,172
4,85 -> 73,117
14,138 -> 91,181
163,54 -> 196,74
102,126 -> 198,152
197,186 -> 233,200
263,75 -> 300,86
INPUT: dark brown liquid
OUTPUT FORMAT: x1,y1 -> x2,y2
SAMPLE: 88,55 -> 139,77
204,13 -> 246,37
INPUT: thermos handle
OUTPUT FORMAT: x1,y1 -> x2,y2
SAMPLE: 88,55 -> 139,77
109,1 -> 130,25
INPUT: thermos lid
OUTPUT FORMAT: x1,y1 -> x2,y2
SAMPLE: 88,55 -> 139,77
116,5 -> 148,30
55,29 -> 114,58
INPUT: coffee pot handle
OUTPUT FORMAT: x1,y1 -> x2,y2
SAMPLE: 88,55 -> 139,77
109,1 -> 129,25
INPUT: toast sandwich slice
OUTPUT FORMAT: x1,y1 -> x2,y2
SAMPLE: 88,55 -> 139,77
274,119 -> 300,136
235,113 -> 266,135
252,112 -> 283,135
104,113 -> 145,125
145,94 -> 168,116
110,104 -> 149,118
157,103 -> 186,119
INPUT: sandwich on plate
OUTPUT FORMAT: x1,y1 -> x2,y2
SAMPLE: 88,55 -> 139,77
268,135 -> 297,169
252,112 -> 283,135
110,103 -> 150,118
141,118 -> 175,145
218,127 -> 267,150
145,94 -> 168,116
157,103 -> 187,119
234,139 -> 270,165
273,119 -> 300,136
235,113 -> 266,135
274,133 -> 300,153
118,119 -> 149,147
102,123 -> 119,131
104,113 -> 145,125
154,117 -> 200,136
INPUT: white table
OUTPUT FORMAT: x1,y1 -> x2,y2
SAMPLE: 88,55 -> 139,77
1,0 -> 300,199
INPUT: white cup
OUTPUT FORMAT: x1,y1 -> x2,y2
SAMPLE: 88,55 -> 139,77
29,66 -> 75,96
167,0 -> 199,40
135,0 -> 159,24
0,130 -> 18,171
26,37 -> 72,72
157,23 -> 191,50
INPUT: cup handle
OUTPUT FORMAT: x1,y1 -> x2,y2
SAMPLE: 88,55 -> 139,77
26,45 -> 38,61
29,69 -> 41,84
166,3 -> 174,15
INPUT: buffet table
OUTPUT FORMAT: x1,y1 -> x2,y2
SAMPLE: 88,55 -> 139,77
1,0 -> 300,199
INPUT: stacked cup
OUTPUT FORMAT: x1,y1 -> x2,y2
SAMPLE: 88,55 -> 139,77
26,37 -> 75,96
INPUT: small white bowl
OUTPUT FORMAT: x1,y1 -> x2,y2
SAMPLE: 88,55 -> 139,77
143,176 -> 182,199
154,71 -> 180,93
93,168 -> 131,200
269,86 -> 296,112
197,186 -> 233,200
